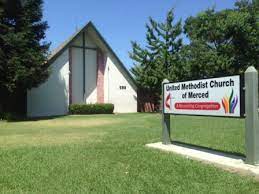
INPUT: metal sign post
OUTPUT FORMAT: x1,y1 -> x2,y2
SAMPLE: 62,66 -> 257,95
162,79 -> 171,144
245,66 -> 259,165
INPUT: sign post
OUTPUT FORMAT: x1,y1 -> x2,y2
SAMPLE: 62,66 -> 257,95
162,79 -> 171,144
245,66 -> 259,165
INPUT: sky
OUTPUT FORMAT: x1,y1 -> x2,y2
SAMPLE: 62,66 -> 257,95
43,0 -> 237,70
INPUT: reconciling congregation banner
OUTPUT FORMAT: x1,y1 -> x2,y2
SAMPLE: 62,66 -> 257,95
163,75 -> 241,117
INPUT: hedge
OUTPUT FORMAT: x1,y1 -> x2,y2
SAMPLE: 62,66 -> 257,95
69,103 -> 114,114
0,112 -> 25,121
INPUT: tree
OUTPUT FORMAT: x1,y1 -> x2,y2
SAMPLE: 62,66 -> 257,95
0,0 -> 50,114
130,9 -> 184,96
183,0 -> 258,78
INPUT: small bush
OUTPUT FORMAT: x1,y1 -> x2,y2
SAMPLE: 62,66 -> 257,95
69,103 -> 114,114
0,112 -> 25,122
0,113 -> 4,120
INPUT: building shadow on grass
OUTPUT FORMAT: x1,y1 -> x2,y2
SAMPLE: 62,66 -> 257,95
3,115 -> 67,122
171,140 -> 246,160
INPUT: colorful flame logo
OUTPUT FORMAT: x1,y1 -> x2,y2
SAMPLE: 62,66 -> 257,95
221,89 -> 238,114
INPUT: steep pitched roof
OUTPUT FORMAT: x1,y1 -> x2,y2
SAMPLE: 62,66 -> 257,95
48,21 -> 137,88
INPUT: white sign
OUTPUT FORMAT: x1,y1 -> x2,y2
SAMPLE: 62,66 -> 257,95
163,75 -> 241,117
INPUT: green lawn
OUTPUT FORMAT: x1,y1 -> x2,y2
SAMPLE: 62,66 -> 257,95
0,113 -> 258,193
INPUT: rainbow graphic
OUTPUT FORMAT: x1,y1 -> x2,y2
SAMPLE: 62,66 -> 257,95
221,89 -> 238,114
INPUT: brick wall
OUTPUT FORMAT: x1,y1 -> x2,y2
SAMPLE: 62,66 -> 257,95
97,49 -> 106,103
137,89 -> 160,112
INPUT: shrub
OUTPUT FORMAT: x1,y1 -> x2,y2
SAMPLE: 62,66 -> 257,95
0,112 -> 24,122
0,112 -> 3,120
69,103 -> 114,114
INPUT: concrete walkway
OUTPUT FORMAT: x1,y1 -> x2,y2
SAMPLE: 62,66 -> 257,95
146,142 -> 259,178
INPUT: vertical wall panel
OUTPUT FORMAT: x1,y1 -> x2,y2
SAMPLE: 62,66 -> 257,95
71,47 -> 84,104
85,49 -> 97,103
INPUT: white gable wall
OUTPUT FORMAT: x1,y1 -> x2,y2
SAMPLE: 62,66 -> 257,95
104,54 -> 137,113
27,49 -> 69,117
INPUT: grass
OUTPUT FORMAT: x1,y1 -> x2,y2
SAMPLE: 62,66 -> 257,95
0,113 -> 258,193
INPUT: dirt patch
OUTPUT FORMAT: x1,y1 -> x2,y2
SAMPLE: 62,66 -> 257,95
0,131 -> 105,148
0,117 -> 122,148
24,118 -> 121,128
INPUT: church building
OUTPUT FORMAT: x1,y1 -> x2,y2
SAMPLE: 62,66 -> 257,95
27,22 -> 137,117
